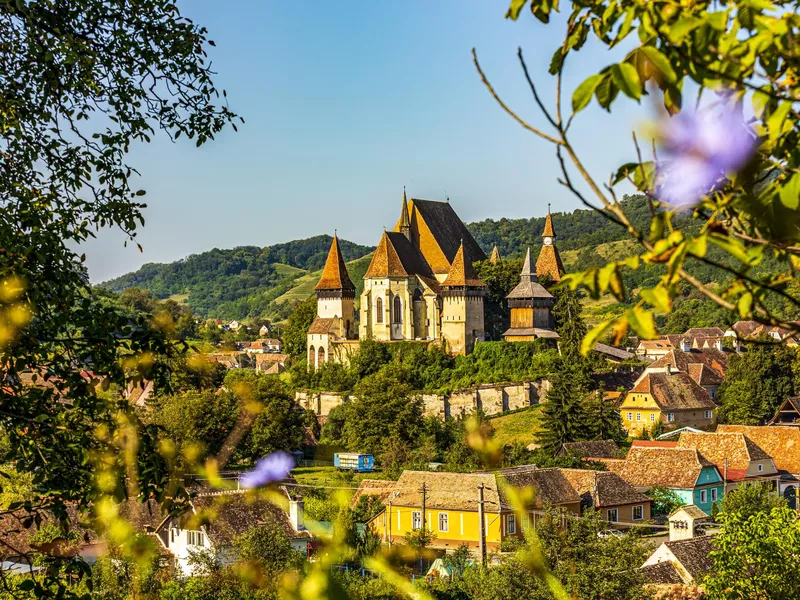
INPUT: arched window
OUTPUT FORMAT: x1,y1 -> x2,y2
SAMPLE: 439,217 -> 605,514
308,345 -> 315,367
317,346 -> 325,367
376,297 -> 383,323
393,296 -> 402,323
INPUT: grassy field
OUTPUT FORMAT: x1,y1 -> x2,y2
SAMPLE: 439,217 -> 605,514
560,239 -> 637,267
292,466 -> 386,498
488,406 -> 542,447
273,263 -> 307,277
273,253 -> 374,306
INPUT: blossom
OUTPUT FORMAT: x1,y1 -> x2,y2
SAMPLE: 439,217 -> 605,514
240,451 -> 294,489
655,107 -> 756,209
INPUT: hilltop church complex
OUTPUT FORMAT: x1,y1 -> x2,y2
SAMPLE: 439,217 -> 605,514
306,193 -> 565,369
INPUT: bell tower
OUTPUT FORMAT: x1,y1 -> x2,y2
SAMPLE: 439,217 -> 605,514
536,204 -> 565,282
314,233 -> 355,337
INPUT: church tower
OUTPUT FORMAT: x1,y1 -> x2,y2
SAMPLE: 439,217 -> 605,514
503,248 -> 558,342
314,234 -> 355,338
440,241 -> 486,354
535,205 -> 565,282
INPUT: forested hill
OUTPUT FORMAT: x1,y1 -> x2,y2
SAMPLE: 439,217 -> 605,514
469,194 -> 658,258
100,235 -> 373,318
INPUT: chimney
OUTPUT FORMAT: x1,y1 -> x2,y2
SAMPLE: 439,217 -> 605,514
680,338 -> 691,352
289,498 -> 305,532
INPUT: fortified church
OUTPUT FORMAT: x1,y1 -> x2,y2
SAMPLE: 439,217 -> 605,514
306,192 -> 564,369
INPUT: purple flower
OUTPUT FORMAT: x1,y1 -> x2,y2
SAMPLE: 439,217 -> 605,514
240,451 -> 294,489
656,107 -> 756,208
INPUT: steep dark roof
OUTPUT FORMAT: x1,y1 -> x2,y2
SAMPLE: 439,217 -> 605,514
406,199 -> 486,270
632,372 -> 716,411
593,343 -> 635,361
364,231 -> 434,279
558,440 -> 620,459
442,242 -> 486,288
560,469 -> 650,508
640,562 -> 684,585
664,536 -> 714,580
191,493 -> 310,547
649,348 -> 728,381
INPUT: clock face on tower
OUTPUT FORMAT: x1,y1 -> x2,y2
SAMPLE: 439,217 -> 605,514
543,236 -> 553,246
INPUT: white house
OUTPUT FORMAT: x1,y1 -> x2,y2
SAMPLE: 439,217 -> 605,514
150,492 -> 312,576
259,325 -> 270,337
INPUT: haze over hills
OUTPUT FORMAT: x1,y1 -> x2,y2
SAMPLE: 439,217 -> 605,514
98,196 -> 689,321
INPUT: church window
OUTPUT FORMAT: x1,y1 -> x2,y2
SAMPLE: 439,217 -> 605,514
393,296 -> 402,323
317,347 -> 325,367
308,345 -> 315,365
376,298 -> 383,323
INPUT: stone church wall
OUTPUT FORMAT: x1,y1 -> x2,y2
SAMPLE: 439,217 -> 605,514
295,380 -> 551,419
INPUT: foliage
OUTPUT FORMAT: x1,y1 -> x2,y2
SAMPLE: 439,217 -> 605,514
283,296 -> 317,358
442,543 -> 474,579
101,236 -> 373,319
233,521 -> 303,573
717,338 -> 799,424
475,258 -> 524,341
716,481 -> 786,523
705,506 -> 800,599
647,485 -> 684,517
582,390 -> 626,443
500,0 -> 800,353
352,494 -> 385,524
535,361 -> 592,454
403,526 -> 437,551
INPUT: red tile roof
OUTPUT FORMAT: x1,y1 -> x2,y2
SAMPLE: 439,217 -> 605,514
315,235 -> 355,291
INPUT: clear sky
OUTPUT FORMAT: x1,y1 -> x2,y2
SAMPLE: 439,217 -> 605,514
85,0 -> 646,282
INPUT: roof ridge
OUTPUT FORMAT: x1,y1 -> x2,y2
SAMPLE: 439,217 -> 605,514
315,234 -> 355,291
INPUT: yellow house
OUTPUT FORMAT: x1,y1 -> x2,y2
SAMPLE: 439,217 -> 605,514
619,369 -> 717,436
352,469 -> 581,552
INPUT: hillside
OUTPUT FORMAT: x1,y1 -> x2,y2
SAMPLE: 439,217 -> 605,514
100,235 -> 373,319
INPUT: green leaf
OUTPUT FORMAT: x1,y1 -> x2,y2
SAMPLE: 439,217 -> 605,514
779,173 -> 800,210
639,46 -> 677,84
506,0 -> 528,20
549,46 -> 565,75
767,101 -> 792,143
611,63 -> 642,100
708,232 -> 757,265
667,17 -> 702,42
581,319 -> 615,357
737,292 -> 753,318
640,286 -> 672,312
595,73 -> 618,110
751,86 -> 770,119
626,305 -> 658,339
572,74 -> 602,113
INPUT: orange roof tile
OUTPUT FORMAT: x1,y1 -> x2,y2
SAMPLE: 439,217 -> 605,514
676,432 -> 771,471
535,244 -> 565,282
442,242 -> 486,288
542,212 -> 555,237
489,246 -> 501,263
364,231 -> 434,279
717,425 -> 800,474
315,235 -> 355,291
619,447 -> 715,489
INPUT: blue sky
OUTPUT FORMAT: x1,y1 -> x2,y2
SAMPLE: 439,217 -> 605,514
86,1 -> 646,282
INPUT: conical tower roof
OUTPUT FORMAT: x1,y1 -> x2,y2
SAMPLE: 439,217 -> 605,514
489,246 -> 501,264
506,247 -> 552,299
399,187 -> 410,232
442,241 -> 486,287
315,234 -> 355,291
542,207 -> 555,238
536,207 -> 565,282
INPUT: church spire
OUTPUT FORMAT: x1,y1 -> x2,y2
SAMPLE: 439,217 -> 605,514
442,241 -> 486,288
315,233 -> 355,292
520,247 -> 537,283
536,205 -> 565,282
399,187 -> 411,239
489,245 -> 501,264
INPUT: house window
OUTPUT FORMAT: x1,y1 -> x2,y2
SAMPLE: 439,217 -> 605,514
700,490 -> 707,504
507,514 -> 516,535
412,511 -> 422,530
667,413 -> 675,422
650,413 -> 655,422
607,508 -> 618,523
711,489 -> 718,502
187,530 -> 204,547
758,464 -> 764,472
633,505 -> 643,521
627,412 -> 633,421
376,298 -> 383,323
393,296 -> 403,323
438,513 -> 449,532
636,413 -> 641,421
705,410 -> 712,419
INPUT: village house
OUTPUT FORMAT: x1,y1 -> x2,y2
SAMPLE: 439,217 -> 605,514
635,339 -> 675,361
354,468 -> 581,552
259,324 -> 270,337
767,396 -> 800,426
559,469 -> 652,526
148,492 -> 311,576
618,369 -> 717,435
255,352 -> 289,374
675,431 -> 780,492
243,338 -> 283,354
646,346 -> 728,400
716,424 -> 800,505
724,320 -> 800,349
603,446 -> 724,514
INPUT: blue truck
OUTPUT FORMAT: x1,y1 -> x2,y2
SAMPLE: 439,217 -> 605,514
333,452 -> 374,473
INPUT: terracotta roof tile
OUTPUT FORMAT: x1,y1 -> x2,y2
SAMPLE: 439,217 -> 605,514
619,447 -> 715,489
641,561 -> 684,585
535,244 -> 565,282
560,469 -> 650,508
442,242 -> 486,288
631,372 -> 716,411
307,317 -> 337,335
677,432 -> 773,473
364,232 -> 434,279
716,425 -> 800,474
315,235 -> 355,291
684,327 -> 725,338
542,212 -> 555,237
349,479 -> 396,510
498,466 -> 582,506
489,246 -> 501,264
663,536 -> 714,580
390,471 -> 501,511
